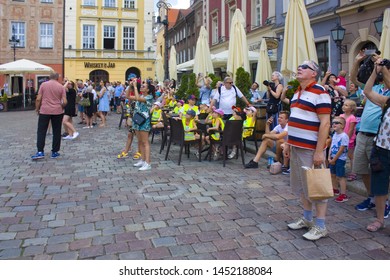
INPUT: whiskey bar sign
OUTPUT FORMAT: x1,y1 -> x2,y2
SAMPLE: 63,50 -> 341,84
84,62 -> 116,68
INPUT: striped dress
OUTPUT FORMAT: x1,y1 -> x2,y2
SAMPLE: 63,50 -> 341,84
287,82 -> 331,150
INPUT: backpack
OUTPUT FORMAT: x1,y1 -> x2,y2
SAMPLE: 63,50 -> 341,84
216,85 -> 238,109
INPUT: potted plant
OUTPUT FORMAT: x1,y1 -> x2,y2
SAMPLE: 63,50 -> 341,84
234,67 -> 252,109
0,93 -> 8,112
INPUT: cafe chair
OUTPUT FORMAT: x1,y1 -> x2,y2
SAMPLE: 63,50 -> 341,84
159,111 -> 170,154
165,118 -> 203,165
150,111 -> 166,144
207,120 -> 245,167
118,103 -> 128,129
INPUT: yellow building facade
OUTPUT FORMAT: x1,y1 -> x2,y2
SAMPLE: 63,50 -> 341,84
64,0 -> 155,83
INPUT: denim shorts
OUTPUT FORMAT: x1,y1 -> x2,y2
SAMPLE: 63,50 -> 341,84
371,147 -> 390,196
78,104 -> 84,113
329,159 -> 346,177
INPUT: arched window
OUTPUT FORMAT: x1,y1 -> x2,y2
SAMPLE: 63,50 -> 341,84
125,67 -> 141,81
89,69 -> 109,84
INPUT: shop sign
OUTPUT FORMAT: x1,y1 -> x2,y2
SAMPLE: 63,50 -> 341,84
84,62 -> 116,68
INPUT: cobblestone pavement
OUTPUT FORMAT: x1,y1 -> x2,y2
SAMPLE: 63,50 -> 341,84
0,110 -> 389,260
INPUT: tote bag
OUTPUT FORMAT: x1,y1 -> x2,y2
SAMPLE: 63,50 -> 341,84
303,165 -> 333,200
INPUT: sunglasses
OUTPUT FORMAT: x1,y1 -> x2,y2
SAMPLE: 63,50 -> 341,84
332,121 -> 342,125
298,64 -> 316,71
225,82 -> 233,84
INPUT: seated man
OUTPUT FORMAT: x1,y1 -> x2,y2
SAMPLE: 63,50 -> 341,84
245,111 -> 289,169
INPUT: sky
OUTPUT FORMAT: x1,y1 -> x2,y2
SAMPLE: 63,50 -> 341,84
154,0 -> 190,12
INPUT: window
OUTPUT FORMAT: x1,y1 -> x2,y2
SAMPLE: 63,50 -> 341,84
123,27 -> 135,50
254,0 -> 262,27
83,0 -> 95,6
124,0 -> 135,9
104,0 -> 115,8
283,0 -> 289,13
212,17 -> 218,44
305,0 -> 317,4
316,41 -> 329,77
11,22 -> 25,47
41,0 -> 53,3
83,25 -> 95,49
103,26 -> 115,49
40,23 -> 53,48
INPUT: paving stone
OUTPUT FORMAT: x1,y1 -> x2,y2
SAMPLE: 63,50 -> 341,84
0,248 -> 22,259
52,251 -> 79,260
46,243 -> 69,254
144,221 -> 166,230
0,240 -> 22,250
22,238 -> 48,247
145,247 -> 171,259
119,251 -> 146,260
169,245 -> 195,257
191,242 -> 217,254
152,237 -> 177,247
212,250 -> 240,260
235,247 -> 262,259
105,242 -> 129,255
23,245 -> 45,256
0,232 -> 17,240
79,245 -> 104,259
75,230 -> 101,239
47,234 -> 74,245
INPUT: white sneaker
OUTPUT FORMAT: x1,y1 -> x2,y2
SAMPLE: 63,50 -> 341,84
139,162 -> 151,171
83,126 -> 90,129
133,160 -> 144,167
302,225 -> 328,241
72,132 -> 79,140
62,135 -> 73,140
228,150 -> 236,159
287,218 -> 314,230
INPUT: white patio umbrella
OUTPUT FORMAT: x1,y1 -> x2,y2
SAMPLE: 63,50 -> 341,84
280,0 -> 318,76
193,26 -> 214,76
226,9 -> 250,79
155,53 -> 164,83
169,46 -> 177,81
255,38 -> 273,92
0,59 -> 54,108
379,8 -> 390,59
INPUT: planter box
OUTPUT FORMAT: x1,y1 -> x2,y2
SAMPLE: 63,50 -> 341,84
0,102 -> 8,112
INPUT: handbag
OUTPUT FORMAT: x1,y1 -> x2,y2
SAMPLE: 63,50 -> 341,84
269,162 -> 282,174
133,112 -> 147,126
266,102 -> 279,114
79,97 -> 90,107
303,165 -> 333,200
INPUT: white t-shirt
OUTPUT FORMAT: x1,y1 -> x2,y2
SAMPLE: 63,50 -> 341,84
330,132 -> 349,161
272,124 -> 288,141
213,85 -> 244,115
376,108 -> 390,150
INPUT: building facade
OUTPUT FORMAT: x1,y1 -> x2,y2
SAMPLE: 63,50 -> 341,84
0,0 -> 64,94
64,0 -> 155,83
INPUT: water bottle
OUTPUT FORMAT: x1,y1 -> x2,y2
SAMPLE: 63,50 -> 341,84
267,157 -> 274,168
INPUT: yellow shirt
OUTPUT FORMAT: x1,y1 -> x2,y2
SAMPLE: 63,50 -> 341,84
242,116 -> 255,138
151,108 -> 162,124
211,117 -> 225,140
182,118 -> 196,141
181,104 -> 199,115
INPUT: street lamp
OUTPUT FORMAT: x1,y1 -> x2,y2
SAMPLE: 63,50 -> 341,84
374,14 -> 383,36
156,0 -> 171,80
9,26 -> 20,61
331,24 -> 347,54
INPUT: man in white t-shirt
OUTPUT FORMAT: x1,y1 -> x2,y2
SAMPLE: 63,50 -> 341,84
245,111 -> 289,169
209,76 -> 250,119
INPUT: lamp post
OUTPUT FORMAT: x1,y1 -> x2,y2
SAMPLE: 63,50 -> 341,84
331,24 -> 347,71
156,0 -> 171,80
9,26 -> 20,61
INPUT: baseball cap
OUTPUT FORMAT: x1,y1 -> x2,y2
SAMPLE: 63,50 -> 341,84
232,105 -> 241,112
177,100 -> 184,105
188,95 -> 197,100
213,108 -> 224,116
128,73 -> 137,80
186,109 -> 196,117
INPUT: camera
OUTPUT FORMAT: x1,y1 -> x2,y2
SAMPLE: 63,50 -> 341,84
263,80 -> 275,88
378,59 -> 390,68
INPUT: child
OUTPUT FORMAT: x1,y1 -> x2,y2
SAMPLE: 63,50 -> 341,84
199,102 -> 209,114
206,108 -> 225,160
182,109 -> 202,158
168,95 -> 177,109
229,106 -> 242,121
328,116 -> 349,202
179,95 -> 199,118
173,100 -> 184,114
335,70 -> 347,91
340,99 -> 357,181
151,101 -> 164,129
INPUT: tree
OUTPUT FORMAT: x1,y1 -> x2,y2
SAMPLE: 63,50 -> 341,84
234,67 -> 252,109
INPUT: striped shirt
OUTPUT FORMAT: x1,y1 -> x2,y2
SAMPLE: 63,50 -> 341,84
287,82 -> 331,150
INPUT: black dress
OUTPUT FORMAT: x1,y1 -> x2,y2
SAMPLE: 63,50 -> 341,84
84,92 -> 95,117
64,88 -> 76,117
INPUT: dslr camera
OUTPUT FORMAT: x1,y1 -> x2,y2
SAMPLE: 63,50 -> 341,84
378,59 -> 390,68
263,80 -> 275,88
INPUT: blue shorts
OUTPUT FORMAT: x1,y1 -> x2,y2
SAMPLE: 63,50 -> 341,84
329,159 -> 346,177
371,147 -> 390,196
78,104 -> 84,113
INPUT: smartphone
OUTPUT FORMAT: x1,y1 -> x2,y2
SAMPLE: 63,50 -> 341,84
364,49 -> 376,55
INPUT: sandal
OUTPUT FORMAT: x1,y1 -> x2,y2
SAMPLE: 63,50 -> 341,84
117,151 -> 129,159
347,173 -> 357,181
133,152 -> 142,160
366,219 -> 385,232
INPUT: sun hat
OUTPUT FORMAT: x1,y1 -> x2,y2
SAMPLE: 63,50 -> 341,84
213,108 -> 224,116
245,106 -> 257,113
188,94 -> 197,100
154,101 -> 162,107
232,105 -> 241,112
177,100 -> 184,105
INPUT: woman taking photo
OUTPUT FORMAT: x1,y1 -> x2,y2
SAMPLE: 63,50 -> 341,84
62,80 -> 79,139
265,71 -> 284,128
128,80 -> 155,171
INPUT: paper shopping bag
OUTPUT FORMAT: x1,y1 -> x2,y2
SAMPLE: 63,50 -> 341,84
302,165 -> 333,200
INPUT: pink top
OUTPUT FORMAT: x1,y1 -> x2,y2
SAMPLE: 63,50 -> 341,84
337,76 -> 347,87
340,113 -> 357,147
38,80 -> 66,115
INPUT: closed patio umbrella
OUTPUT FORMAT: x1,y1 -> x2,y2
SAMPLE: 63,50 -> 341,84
193,26 -> 214,76
155,53 -> 164,83
169,46 -> 177,81
226,9 -> 250,79
255,38 -> 273,92
379,8 -> 390,59
280,0 -> 318,76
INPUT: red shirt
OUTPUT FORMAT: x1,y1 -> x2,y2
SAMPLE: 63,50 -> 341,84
38,80 -> 66,115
